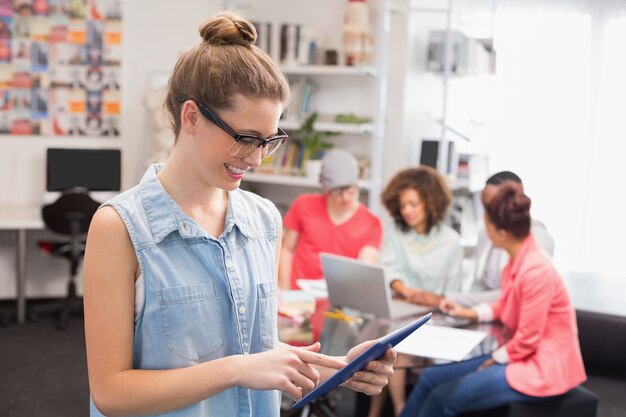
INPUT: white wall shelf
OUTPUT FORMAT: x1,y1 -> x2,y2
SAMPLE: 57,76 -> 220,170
280,65 -> 377,77
244,172 -> 371,190
280,119 -> 374,134
241,0 -> 402,214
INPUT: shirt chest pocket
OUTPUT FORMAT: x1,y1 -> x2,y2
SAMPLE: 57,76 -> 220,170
158,283 -> 226,362
257,281 -> 277,349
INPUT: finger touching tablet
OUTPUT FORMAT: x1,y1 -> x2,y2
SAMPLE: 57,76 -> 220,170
292,312 -> 432,409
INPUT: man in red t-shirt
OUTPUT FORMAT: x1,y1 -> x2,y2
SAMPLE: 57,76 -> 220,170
279,149 -> 382,290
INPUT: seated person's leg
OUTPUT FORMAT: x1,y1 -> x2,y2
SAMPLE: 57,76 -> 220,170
387,368 -> 407,416
411,358 -> 542,417
399,354 -> 489,417
367,386 -> 389,417
367,367 -> 407,417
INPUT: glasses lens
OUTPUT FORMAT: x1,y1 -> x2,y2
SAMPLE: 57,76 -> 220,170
331,185 -> 358,196
265,137 -> 286,157
230,136 -> 287,158
230,136 -> 260,157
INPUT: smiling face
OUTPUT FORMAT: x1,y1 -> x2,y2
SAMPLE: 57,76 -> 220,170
399,188 -> 427,233
183,94 -> 284,191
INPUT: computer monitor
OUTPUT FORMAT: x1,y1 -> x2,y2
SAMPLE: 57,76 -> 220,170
419,139 -> 455,174
46,148 -> 121,192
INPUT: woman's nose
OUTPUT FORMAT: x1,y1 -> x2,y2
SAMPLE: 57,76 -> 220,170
241,146 -> 264,168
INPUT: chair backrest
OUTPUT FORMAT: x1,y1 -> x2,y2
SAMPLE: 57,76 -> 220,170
42,191 -> 101,236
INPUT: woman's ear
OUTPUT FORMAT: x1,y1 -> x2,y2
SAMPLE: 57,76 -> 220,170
180,101 -> 200,135
495,227 -> 509,243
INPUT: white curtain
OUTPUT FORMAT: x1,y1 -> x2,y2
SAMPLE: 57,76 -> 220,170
483,0 -> 626,276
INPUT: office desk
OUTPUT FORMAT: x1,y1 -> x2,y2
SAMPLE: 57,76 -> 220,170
319,311 -> 509,366
281,310 -> 509,417
0,205 -> 44,324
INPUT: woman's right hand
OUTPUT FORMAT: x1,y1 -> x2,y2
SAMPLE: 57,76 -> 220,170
234,342 -> 346,400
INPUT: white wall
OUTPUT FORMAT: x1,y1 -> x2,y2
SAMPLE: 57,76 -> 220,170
0,0 -> 220,298
0,0 -> 409,299
0,0 -> 619,298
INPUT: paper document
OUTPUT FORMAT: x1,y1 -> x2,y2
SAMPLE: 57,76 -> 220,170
280,290 -> 316,304
278,290 -> 316,317
395,324 -> 487,362
296,279 -> 328,298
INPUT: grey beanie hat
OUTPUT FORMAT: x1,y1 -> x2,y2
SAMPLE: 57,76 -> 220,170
319,149 -> 359,189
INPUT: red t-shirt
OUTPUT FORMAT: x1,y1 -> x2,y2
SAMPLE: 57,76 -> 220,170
283,194 -> 382,289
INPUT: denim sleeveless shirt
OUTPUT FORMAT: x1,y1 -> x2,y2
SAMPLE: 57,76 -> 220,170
89,164 -> 281,417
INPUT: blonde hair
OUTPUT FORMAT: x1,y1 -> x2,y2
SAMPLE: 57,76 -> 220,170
164,12 -> 290,137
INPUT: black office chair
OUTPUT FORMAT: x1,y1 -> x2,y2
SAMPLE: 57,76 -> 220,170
36,189 -> 100,329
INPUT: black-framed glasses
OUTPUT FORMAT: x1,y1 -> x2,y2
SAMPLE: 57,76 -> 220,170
176,96 -> 288,158
328,184 -> 359,197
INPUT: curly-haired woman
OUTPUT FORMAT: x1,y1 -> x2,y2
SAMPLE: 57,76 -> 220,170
368,166 -> 463,417
381,166 -> 463,308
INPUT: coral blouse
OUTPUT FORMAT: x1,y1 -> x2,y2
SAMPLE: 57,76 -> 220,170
489,235 -> 586,397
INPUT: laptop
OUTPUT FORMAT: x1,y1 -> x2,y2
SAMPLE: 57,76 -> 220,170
321,253 -> 432,319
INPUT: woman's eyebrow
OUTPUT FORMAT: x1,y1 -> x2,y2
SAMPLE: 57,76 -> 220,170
237,128 -> 280,138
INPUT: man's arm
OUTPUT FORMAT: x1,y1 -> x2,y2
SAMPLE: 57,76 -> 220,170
358,246 -> 379,264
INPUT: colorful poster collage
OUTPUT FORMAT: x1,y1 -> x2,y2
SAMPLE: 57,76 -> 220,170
0,0 -> 121,136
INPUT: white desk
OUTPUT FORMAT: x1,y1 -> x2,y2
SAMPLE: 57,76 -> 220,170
0,205 -> 44,324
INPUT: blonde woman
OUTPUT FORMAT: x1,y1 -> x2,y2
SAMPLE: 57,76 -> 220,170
83,12 -> 395,417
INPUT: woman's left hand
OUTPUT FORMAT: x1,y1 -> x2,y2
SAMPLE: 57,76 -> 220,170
342,341 -> 397,395
404,288 -> 425,304
479,358 -> 496,370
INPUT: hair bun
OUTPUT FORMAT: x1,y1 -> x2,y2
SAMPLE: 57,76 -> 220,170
198,12 -> 257,46
487,183 -> 532,238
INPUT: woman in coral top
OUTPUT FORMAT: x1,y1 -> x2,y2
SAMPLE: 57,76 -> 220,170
398,182 -> 586,417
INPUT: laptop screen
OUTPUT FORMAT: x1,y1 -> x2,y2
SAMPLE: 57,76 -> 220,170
321,253 -> 431,319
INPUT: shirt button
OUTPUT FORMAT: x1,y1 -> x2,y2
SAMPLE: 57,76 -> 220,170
182,223 -> 189,232
226,260 -> 234,269
239,306 -> 246,314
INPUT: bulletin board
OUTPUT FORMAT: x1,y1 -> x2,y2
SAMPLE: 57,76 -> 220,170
0,0 -> 121,136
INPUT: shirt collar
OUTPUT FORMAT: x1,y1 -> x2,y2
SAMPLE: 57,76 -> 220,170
407,224 -> 440,240
225,189 -> 254,238
139,164 -> 253,243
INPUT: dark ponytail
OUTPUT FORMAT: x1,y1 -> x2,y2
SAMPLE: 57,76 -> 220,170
485,183 -> 531,239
